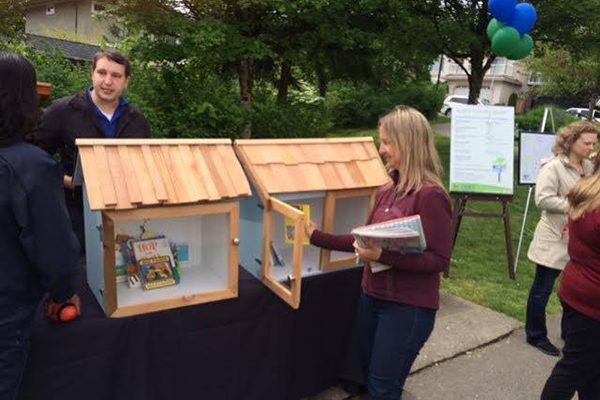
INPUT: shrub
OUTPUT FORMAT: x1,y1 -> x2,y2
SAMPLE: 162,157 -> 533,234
249,99 -> 332,138
126,63 -> 246,138
326,81 -> 445,128
515,105 -> 579,132
1,42 -> 90,103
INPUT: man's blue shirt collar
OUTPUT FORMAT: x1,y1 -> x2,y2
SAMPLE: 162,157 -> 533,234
86,87 -> 129,138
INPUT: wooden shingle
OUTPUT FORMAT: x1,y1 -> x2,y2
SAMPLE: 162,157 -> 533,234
235,138 -> 389,200
76,139 -> 252,211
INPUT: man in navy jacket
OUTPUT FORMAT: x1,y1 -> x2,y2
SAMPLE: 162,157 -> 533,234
29,50 -> 150,251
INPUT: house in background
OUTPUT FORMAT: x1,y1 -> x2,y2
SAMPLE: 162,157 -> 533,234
24,0 -> 110,46
430,56 -> 540,107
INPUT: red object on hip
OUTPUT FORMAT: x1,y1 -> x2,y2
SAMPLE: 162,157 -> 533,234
49,302 -> 79,322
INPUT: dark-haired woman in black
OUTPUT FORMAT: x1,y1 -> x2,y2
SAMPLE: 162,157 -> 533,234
0,51 -> 80,399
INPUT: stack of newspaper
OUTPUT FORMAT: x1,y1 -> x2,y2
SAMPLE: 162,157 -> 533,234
351,215 -> 426,272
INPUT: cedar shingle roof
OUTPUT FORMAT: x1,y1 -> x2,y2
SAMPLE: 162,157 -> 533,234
234,138 -> 389,200
76,139 -> 251,211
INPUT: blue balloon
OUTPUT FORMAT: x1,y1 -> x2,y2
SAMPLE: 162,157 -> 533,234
488,0 -> 517,24
509,3 -> 537,35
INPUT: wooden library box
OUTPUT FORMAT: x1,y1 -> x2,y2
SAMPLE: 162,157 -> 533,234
74,139 -> 251,317
36,81 -> 52,103
235,138 -> 389,308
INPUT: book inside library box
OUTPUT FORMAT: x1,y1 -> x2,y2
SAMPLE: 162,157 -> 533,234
235,138 -> 389,309
75,139 -> 250,317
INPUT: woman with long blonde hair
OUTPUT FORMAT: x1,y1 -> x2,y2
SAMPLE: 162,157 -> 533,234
541,157 -> 600,399
305,105 -> 453,399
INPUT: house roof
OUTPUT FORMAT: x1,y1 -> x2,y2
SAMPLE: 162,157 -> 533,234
28,34 -> 100,61
25,0 -> 77,7
76,139 -> 252,211
234,138 -> 389,200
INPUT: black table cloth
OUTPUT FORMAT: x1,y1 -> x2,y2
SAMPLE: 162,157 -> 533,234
19,267 -> 363,400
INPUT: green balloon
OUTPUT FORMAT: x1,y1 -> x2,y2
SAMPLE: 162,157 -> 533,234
491,27 -> 520,57
508,34 -> 534,60
486,18 -> 504,41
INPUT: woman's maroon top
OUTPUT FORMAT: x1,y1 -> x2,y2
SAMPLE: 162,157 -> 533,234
310,174 -> 453,309
560,209 -> 600,321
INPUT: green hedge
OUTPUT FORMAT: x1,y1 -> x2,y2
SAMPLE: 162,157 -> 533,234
250,99 -> 332,138
1,42 -> 89,104
515,105 -> 579,132
326,81 -> 445,128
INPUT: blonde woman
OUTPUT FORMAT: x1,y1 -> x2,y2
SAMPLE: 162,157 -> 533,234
526,121 -> 598,356
305,106 -> 453,399
541,156 -> 600,399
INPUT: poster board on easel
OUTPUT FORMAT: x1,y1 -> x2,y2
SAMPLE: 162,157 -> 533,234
450,105 -> 515,194
517,132 -> 556,186
514,107 -> 557,273
449,104 -> 516,279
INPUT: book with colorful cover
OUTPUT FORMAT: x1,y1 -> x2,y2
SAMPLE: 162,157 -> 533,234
351,215 -> 426,273
129,236 -> 180,289
138,255 -> 178,290
284,204 -> 311,245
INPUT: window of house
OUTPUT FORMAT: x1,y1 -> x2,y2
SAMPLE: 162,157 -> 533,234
91,1 -> 106,14
46,4 -> 56,15
489,58 -> 507,75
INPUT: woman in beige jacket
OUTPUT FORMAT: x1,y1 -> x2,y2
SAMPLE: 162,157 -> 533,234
526,121 -> 598,356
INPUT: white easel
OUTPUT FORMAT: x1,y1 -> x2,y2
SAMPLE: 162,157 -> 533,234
514,107 -> 555,273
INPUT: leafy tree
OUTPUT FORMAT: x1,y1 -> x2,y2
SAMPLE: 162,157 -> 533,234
102,0 -> 393,137
399,0 -> 495,104
0,0 -> 25,41
527,46 -> 600,119
534,0 -> 600,55
396,0 -> 600,105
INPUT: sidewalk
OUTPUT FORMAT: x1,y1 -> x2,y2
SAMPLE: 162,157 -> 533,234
431,122 -> 451,137
306,293 -> 567,400
404,314 -> 566,400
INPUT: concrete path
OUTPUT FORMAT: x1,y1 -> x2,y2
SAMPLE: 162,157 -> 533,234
404,315 -> 568,400
305,292 -> 556,400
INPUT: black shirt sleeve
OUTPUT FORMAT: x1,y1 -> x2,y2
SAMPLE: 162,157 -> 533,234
12,155 -> 79,302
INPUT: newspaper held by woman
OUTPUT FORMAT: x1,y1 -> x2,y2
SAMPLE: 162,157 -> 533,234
351,215 -> 426,272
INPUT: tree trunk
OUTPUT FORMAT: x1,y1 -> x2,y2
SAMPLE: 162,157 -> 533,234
277,61 -> 292,103
238,58 -> 254,139
468,63 -> 484,104
588,97 -> 596,121
316,62 -> 328,97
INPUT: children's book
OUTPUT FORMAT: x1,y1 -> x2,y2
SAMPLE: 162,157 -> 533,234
351,215 -> 426,273
130,236 -> 176,268
138,256 -> 178,290
129,236 -> 180,289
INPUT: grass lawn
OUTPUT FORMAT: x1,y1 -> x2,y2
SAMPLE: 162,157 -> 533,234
431,115 -> 451,124
435,135 -> 557,322
328,129 -> 558,322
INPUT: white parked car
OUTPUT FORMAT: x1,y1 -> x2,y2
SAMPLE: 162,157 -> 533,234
565,107 -> 600,122
440,95 -> 489,116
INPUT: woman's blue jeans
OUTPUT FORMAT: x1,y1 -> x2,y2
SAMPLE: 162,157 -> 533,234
357,293 -> 436,400
525,264 -> 564,342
